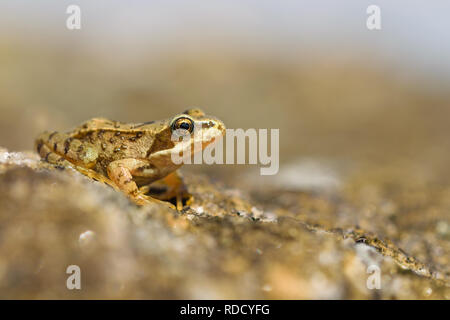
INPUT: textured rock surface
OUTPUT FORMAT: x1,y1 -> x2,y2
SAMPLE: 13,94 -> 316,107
0,147 -> 448,299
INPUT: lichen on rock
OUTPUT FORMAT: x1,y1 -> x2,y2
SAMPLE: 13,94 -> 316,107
0,148 -> 448,299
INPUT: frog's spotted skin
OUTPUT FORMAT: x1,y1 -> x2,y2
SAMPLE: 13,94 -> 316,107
35,109 -> 226,209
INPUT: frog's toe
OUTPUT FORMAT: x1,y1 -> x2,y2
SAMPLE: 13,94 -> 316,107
140,187 -> 191,210
132,193 -> 177,210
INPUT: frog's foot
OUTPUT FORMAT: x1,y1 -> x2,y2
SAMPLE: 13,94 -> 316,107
107,159 -> 180,210
139,172 -> 192,211
74,166 -> 120,191
131,192 -> 177,210
72,165 -> 176,209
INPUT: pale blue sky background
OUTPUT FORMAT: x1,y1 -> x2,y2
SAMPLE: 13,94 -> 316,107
1,1 -> 450,86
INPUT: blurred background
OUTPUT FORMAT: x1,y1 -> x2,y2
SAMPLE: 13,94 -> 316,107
1,0 -> 450,300
1,0 -> 450,182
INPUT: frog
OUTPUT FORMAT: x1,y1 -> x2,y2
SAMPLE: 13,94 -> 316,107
35,108 -> 226,210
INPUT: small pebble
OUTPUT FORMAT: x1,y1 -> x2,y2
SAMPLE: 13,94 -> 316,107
79,230 -> 96,247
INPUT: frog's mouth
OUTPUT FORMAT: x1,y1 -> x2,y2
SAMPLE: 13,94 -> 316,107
196,119 -> 226,149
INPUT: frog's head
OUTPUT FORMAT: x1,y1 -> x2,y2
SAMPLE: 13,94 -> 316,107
147,108 -> 226,169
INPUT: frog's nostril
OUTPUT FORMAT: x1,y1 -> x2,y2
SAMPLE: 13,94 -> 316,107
202,121 -> 215,129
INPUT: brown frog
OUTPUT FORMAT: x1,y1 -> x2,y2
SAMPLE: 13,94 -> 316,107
35,109 -> 225,210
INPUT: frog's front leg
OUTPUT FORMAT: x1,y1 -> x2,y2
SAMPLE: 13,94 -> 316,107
140,171 -> 191,210
107,159 -> 175,208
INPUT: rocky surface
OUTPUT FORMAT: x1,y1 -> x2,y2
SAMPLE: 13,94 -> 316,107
0,147 -> 448,299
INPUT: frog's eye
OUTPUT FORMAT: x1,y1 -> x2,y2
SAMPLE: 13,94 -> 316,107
171,117 -> 194,134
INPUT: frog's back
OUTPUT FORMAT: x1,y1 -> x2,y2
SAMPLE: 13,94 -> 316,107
72,118 -> 156,166
71,118 -> 136,137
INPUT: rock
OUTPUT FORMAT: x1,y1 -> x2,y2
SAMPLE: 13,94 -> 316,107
0,148 -> 448,299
